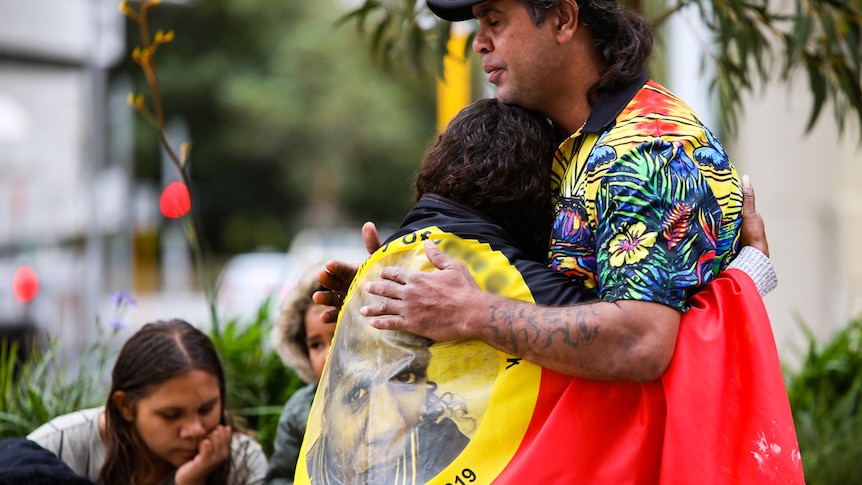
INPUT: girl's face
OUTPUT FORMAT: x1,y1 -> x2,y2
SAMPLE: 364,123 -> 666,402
115,369 -> 223,468
304,303 -> 336,381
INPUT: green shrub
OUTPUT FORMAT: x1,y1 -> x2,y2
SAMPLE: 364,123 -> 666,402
785,315 -> 862,483
0,333 -> 110,439
210,297 -> 304,458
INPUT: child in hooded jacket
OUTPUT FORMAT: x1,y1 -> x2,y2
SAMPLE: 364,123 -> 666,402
264,263 -> 335,485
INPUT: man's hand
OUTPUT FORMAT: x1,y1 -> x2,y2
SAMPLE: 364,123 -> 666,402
740,174 -> 769,257
174,425 -> 232,485
313,222 -> 381,323
361,239 -> 480,342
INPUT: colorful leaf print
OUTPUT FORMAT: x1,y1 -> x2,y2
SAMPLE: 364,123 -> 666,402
661,202 -> 693,249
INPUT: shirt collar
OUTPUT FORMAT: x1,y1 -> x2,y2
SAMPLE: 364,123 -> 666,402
582,72 -> 650,134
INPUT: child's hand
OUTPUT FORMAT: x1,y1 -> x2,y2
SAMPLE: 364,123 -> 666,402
174,425 -> 232,485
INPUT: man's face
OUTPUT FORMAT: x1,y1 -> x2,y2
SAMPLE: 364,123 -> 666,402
472,0 -> 563,115
324,339 -> 432,477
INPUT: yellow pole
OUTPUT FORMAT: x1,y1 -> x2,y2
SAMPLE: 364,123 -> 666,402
436,27 -> 472,133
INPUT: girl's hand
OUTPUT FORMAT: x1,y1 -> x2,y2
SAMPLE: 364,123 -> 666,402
174,425 -> 232,485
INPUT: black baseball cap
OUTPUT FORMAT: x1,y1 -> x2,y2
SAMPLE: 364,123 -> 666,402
426,0 -> 485,21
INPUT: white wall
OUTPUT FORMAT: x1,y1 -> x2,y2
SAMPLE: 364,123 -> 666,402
731,74 -> 862,367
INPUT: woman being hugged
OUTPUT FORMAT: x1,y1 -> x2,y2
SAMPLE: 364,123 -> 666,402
28,319 -> 267,485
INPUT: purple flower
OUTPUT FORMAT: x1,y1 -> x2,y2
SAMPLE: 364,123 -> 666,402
109,290 -> 137,309
109,318 -> 127,331
105,290 -> 136,333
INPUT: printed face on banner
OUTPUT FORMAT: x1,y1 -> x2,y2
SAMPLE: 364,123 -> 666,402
300,231 -> 542,485
323,329 -> 435,475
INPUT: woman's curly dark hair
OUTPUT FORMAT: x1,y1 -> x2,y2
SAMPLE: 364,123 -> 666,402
414,98 -> 559,260
523,0 -> 653,104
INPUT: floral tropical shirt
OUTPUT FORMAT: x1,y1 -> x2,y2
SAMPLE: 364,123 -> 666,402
549,74 -> 742,311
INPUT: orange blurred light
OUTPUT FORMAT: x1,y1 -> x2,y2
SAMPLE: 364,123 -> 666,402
160,181 -> 191,218
12,266 -> 39,303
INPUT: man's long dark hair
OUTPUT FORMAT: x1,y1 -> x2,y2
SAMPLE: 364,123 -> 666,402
100,319 -> 231,485
524,0 -> 653,104
415,98 -> 559,260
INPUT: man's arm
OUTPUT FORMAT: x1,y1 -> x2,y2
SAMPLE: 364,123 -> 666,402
361,176 -> 769,381
362,240 -> 680,382
321,180 -> 769,379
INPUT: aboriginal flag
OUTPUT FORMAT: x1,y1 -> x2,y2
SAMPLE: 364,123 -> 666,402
295,195 -> 803,484
493,269 -> 804,484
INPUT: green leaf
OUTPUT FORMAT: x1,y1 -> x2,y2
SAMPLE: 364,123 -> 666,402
803,52 -> 828,131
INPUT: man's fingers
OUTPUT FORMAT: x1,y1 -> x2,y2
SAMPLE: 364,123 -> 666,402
424,239 -> 455,270
365,278 -> 404,299
362,221 -> 381,255
379,266 -> 408,285
361,290 -> 404,317
366,315 -> 407,331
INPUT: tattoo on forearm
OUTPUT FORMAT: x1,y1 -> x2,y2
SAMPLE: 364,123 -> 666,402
486,302 -> 600,354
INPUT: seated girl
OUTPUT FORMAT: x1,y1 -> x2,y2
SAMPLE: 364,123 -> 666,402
28,319 -> 268,485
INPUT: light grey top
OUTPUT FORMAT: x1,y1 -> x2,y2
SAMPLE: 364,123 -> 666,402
28,407 -> 267,485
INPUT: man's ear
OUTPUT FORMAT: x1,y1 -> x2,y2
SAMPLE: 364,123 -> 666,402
555,0 -> 579,39
111,391 -> 135,422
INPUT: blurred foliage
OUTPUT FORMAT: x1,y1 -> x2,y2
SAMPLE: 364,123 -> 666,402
209,297 -> 303,458
339,0 -> 862,138
785,315 -> 862,483
0,329 -> 115,439
113,0 -> 438,256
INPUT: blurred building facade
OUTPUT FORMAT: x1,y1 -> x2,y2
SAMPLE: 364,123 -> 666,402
0,0 -> 133,350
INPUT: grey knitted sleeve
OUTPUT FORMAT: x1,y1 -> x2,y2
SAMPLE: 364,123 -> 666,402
727,246 -> 778,296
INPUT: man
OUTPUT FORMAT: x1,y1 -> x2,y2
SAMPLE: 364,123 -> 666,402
320,0 -> 773,382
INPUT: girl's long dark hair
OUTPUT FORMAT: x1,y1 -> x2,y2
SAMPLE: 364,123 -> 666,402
99,319 -> 231,485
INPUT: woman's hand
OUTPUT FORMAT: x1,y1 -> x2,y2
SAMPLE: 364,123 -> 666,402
740,175 -> 769,257
313,221 -> 381,323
